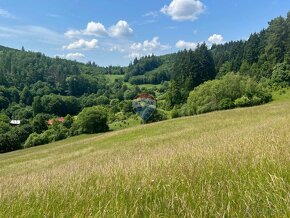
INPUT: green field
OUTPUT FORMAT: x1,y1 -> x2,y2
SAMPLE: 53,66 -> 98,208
104,74 -> 124,83
104,74 -> 163,90
109,117 -> 141,131
0,93 -> 289,217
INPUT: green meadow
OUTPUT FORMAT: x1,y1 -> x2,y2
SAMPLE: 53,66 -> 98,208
0,91 -> 289,217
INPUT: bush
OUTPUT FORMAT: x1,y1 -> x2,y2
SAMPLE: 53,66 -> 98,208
218,98 -> 234,110
0,113 -> 10,123
187,73 -> 272,115
171,107 -> 179,119
170,104 -> 190,118
146,109 -> 168,123
76,106 -> 109,134
0,132 -> 22,153
32,113 -> 50,134
24,133 -> 43,148
14,107 -> 33,119
119,100 -> 133,114
63,114 -> 74,129
12,124 -> 34,143
252,95 -> 263,105
234,96 -> 251,107
271,62 -> 290,87
0,122 -> 11,134
24,126 -> 69,148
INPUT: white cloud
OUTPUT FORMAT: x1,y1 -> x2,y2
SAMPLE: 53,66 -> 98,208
66,52 -> 85,59
161,0 -> 205,21
208,34 -> 225,44
176,40 -> 198,49
109,45 -> 125,52
126,37 -> 170,60
130,37 -> 170,52
109,20 -> 133,38
143,11 -> 158,18
64,20 -> 133,39
130,42 -> 143,51
0,8 -> 15,19
58,53 -> 85,60
64,29 -> 82,38
143,37 -> 169,51
64,22 -> 107,38
108,37 -> 171,60
128,52 -> 142,59
84,21 -> 107,36
63,39 -> 99,50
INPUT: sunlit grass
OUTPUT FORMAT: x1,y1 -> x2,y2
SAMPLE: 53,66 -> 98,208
109,117 -> 141,131
272,87 -> 290,102
0,92 -> 289,217
138,84 -> 162,89
104,74 -> 124,83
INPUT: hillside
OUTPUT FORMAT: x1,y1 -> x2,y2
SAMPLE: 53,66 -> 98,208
0,91 -> 289,217
0,45 -> 18,52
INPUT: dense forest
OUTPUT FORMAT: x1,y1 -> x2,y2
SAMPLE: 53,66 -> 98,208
0,12 -> 289,153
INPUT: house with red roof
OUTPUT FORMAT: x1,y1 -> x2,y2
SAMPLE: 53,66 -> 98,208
48,117 -> 65,125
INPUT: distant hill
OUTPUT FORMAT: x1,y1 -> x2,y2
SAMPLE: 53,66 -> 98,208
0,45 -> 18,52
0,11 -> 289,88
118,11 -> 290,86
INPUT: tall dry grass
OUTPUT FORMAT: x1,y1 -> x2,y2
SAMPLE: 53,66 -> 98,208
0,100 -> 289,217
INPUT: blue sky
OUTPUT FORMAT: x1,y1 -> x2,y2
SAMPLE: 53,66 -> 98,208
0,0 -> 289,66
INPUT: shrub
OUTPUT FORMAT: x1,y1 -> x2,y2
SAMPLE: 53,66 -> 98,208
24,127 -> 69,148
252,95 -> 263,105
12,124 -> 33,143
271,62 -> 290,87
187,73 -> 272,115
0,113 -> 10,123
146,109 -> 168,123
32,113 -> 50,134
0,132 -> 22,153
171,107 -> 179,119
234,96 -> 251,107
24,133 -> 41,148
0,122 -> 11,134
63,114 -> 74,129
218,98 -> 234,110
76,106 -> 109,134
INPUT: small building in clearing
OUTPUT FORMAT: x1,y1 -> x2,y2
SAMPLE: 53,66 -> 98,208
10,120 -> 21,126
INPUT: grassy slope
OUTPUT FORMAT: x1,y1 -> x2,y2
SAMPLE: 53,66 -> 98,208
104,74 -> 124,83
0,93 -> 289,217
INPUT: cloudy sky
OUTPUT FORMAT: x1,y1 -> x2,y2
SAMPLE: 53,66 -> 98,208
0,0 -> 289,66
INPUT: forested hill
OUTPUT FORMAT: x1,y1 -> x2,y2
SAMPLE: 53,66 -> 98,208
120,11 -> 289,86
0,11 -> 289,89
211,13 -> 290,79
0,46 -> 109,91
0,45 -> 17,52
